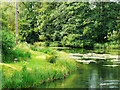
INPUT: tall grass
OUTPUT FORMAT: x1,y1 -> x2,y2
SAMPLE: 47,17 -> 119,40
30,44 -> 58,63
2,57 -> 76,88
2,42 -> 77,88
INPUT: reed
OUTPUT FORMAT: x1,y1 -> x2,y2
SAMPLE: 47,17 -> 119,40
2,43 -> 77,89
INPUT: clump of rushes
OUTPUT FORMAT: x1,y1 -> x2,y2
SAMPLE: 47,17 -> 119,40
2,60 -> 76,88
46,50 -> 57,63
46,55 -> 57,63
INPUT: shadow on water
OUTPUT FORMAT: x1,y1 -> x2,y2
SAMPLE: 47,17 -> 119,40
58,48 -> 119,55
35,48 -> 120,88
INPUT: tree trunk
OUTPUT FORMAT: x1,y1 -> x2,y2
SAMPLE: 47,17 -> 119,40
15,1 -> 18,44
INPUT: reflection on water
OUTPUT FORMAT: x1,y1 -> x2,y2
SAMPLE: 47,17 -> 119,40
38,64 -> 120,88
36,48 -> 120,88
58,48 -> 119,55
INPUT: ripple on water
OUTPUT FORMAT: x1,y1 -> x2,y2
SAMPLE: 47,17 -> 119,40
100,80 -> 120,88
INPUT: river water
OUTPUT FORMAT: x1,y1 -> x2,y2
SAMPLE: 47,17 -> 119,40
37,48 -> 120,88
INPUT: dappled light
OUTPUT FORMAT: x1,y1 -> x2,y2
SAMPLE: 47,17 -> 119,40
1,1 -> 120,89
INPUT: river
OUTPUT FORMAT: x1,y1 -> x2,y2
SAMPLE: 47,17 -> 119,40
36,48 -> 120,88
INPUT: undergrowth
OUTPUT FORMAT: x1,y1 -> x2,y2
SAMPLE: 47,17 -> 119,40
2,42 -> 77,88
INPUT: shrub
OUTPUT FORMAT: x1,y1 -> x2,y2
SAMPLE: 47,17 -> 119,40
13,42 -> 31,61
2,30 -> 16,53
12,48 -> 31,61
61,34 -> 83,48
94,41 -> 119,49
83,39 -> 94,49
34,42 -> 47,47
45,41 -> 50,46
29,44 -> 37,51
46,55 -> 57,63
2,41 -> 31,63
2,30 -> 16,62
49,41 -> 61,47
2,30 -> 15,53
29,44 -> 58,63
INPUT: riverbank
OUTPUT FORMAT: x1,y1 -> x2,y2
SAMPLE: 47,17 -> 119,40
35,48 -> 120,88
1,44 -> 77,88
94,41 -> 119,49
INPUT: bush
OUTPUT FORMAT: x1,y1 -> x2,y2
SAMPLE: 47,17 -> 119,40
45,41 -> 50,46
2,41 -> 31,63
49,41 -> 61,47
29,44 -> 37,51
34,42 -> 47,47
2,30 -> 16,54
61,34 -> 83,48
83,39 -> 94,49
94,41 -> 119,49
46,55 -> 57,63
2,30 -> 16,62
13,42 -> 31,61
12,48 -> 31,61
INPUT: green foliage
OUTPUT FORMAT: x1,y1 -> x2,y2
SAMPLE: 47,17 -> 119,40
1,2 -> 15,32
2,2 -> 120,48
49,41 -> 61,47
18,2 -> 39,43
107,30 -> 119,41
2,30 -> 16,54
29,44 -> 37,51
12,48 -> 31,61
34,42 -> 47,47
0,18 -> 9,31
38,48 -> 56,55
30,2 -> 119,48
27,43 -> 58,63
94,40 -> 119,49
61,34 -> 83,47
46,55 -> 57,63
2,30 -> 16,62
13,42 -> 31,60
83,39 -> 94,49
30,44 -> 57,55
2,40 -> 31,62
56,52 -> 77,72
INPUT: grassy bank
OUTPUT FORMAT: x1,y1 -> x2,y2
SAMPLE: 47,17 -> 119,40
94,41 -> 119,49
2,43 -> 77,88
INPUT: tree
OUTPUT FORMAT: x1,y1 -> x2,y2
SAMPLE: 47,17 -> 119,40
17,2 -> 120,48
15,1 -> 18,44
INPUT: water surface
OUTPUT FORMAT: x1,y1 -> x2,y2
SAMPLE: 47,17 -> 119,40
36,48 -> 120,88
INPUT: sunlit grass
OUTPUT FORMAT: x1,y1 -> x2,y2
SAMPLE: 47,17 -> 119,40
2,43 -> 77,88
